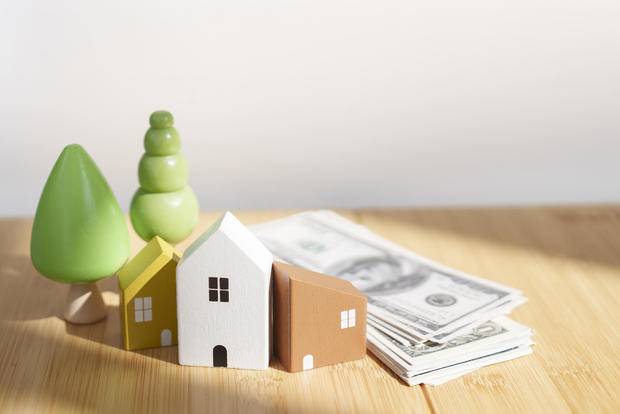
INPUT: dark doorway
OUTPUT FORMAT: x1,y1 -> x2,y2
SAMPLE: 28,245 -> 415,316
213,345 -> 227,367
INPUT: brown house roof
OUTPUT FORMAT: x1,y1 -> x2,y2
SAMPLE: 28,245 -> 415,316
273,261 -> 365,299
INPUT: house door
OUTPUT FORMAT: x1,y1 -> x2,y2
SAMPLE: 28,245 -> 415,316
303,354 -> 313,370
161,329 -> 172,346
213,345 -> 227,367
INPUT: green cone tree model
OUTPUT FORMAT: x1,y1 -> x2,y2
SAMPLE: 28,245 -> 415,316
31,144 -> 130,324
130,110 -> 199,244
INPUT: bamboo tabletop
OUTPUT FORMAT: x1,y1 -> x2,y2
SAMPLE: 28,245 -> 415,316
0,207 -> 618,413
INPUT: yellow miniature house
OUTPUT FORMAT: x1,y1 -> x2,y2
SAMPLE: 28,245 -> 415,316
118,236 -> 181,350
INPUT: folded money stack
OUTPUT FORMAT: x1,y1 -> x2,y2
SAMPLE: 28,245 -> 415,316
251,210 -> 534,386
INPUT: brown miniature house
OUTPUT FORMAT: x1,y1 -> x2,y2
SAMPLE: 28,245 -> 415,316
273,261 -> 367,372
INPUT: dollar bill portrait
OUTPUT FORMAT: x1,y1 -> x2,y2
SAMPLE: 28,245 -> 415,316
324,254 -> 432,296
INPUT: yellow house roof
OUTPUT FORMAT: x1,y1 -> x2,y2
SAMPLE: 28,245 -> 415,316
118,236 -> 181,303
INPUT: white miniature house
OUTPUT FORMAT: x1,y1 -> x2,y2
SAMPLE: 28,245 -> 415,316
176,211 -> 273,370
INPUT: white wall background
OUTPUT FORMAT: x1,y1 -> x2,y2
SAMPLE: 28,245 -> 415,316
1,0 -> 619,217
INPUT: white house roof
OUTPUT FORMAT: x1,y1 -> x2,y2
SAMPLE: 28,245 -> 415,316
179,211 -> 273,276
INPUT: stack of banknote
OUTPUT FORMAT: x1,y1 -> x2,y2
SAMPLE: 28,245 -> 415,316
251,210 -> 534,386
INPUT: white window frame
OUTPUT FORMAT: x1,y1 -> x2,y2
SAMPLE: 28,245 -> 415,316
135,296 -> 152,323
341,308 -> 356,329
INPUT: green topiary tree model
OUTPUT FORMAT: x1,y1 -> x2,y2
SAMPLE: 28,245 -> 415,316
130,110 -> 199,244
31,144 -> 130,324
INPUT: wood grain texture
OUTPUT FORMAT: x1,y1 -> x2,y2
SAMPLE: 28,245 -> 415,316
0,207 -> 619,413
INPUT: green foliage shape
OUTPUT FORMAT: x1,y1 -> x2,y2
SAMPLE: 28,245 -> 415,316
130,111 -> 198,243
138,153 -> 188,192
30,144 -> 130,283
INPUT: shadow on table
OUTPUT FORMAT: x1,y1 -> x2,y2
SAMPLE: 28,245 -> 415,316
0,252 -> 178,366
0,322 -> 335,414
0,253 -> 65,321
133,345 -> 179,364
62,287 -> 181,365
356,206 -> 620,272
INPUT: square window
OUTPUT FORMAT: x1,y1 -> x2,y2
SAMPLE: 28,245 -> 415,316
135,309 -> 143,323
207,276 -> 230,303
144,309 -> 152,321
340,308 -> 356,329
144,297 -> 152,309
135,297 -> 143,310
219,278 -> 229,290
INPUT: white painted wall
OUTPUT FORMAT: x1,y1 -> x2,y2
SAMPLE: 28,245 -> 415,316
1,1 -> 619,217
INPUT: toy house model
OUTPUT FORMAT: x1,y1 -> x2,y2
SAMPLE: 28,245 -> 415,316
176,211 -> 273,369
118,236 -> 181,350
272,261 -> 367,372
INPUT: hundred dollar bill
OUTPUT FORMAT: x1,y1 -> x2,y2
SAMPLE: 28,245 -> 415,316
368,293 -> 529,345
251,210 -> 524,338
419,345 -> 533,386
368,339 -> 533,386
367,317 -> 531,372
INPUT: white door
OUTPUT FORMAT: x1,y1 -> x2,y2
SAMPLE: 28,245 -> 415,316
161,329 -> 172,346
303,354 -> 314,370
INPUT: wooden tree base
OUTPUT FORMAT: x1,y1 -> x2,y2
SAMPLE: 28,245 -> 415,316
63,282 -> 107,324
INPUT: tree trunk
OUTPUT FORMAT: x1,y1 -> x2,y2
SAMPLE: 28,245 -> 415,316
63,282 -> 107,324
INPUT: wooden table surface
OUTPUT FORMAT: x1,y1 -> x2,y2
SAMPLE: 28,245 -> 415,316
1,207 -> 619,413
